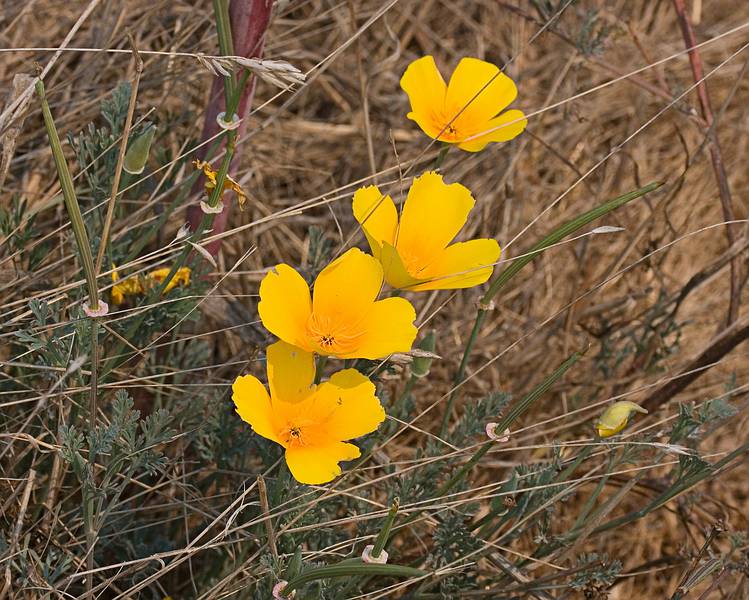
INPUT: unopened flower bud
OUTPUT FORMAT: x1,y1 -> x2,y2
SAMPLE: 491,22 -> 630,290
595,401 -> 648,438
411,331 -> 436,378
123,125 -> 156,175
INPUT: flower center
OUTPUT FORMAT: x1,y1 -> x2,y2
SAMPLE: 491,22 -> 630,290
281,424 -> 306,447
397,247 -> 429,277
305,313 -> 365,356
432,107 -> 463,142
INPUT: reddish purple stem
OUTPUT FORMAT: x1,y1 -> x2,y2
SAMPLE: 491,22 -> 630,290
188,0 -> 274,255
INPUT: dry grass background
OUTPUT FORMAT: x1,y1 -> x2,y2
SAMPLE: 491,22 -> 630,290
1,0 -> 749,598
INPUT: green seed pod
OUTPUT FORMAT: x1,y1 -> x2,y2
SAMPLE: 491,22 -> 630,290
411,331 -> 436,378
123,125 -> 156,175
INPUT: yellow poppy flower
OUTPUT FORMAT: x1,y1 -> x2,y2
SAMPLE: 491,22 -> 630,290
352,172 -> 500,291
233,341 -> 386,484
400,56 -> 527,152
258,248 -> 417,359
595,401 -> 648,438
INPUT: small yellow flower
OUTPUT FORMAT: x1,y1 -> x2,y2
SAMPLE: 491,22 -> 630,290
353,172 -> 500,291
145,267 -> 191,293
258,248 -> 417,359
233,341 -> 386,484
400,56 -> 527,152
595,401 -> 648,438
111,265 -> 143,306
193,159 -> 248,210
109,265 -> 191,305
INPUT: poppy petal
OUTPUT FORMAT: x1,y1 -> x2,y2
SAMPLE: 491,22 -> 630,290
397,172 -> 474,270
413,238 -> 500,291
446,57 -> 518,128
312,248 -> 382,324
379,241 -> 422,289
352,185 -> 399,259
313,369 -> 385,440
258,264 -> 313,350
266,341 -> 316,404
353,297 -> 417,359
400,55 -> 448,139
285,441 -> 361,485
233,375 -> 280,443
457,110 -> 527,152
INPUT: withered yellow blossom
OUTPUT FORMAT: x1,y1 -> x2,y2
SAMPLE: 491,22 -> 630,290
193,159 -> 248,210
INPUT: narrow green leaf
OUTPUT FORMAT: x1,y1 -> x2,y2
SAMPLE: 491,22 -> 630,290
482,181 -> 663,304
36,79 -> 100,309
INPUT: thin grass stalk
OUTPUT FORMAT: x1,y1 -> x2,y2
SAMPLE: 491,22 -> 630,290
94,37 -> 143,276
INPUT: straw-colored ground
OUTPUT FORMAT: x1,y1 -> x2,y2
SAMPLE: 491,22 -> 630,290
1,1 -> 748,598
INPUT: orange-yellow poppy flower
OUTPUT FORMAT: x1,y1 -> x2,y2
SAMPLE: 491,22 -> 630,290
258,248 -> 417,359
233,341 -> 385,484
595,401 -> 648,438
352,172 -> 500,291
400,56 -> 527,152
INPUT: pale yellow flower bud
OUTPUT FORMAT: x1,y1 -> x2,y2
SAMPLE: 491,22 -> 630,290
595,401 -> 648,438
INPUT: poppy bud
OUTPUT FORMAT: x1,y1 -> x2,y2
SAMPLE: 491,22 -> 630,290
411,331 -> 436,378
123,125 -> 156,175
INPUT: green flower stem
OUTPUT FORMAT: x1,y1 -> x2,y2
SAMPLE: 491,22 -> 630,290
213,0 -> 236,102
371,497 -> 399,557
282,561 -> 425,596
437,350 -> 583,498
441,181 -> 663,436
432,143 -> 450,169
36,79 -> 100,309
314,355 -> 328,384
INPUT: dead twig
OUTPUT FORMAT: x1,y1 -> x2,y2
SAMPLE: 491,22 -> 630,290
672,0 -> 742,326
643,315 -> 749,411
